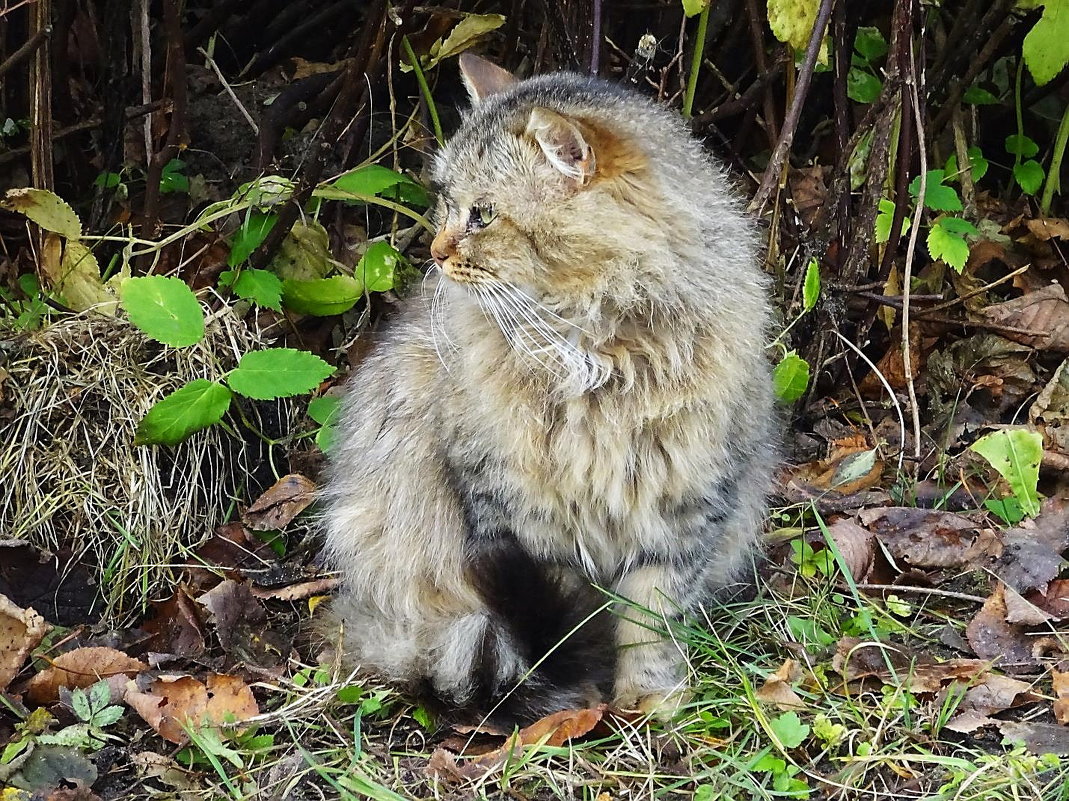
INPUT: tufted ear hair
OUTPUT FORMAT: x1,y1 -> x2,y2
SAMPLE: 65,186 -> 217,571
524,107 -> 596,186
458,53 -> 517,102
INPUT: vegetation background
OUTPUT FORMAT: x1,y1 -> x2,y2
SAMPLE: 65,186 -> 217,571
1,0 -> 1069,798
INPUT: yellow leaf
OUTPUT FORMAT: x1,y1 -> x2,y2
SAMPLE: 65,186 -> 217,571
0,187 -> 82,239
767,0 -> 829,64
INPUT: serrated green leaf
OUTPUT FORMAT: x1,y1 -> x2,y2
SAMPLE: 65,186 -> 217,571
927,223 -> 971,272
358,241 -> 402,293
773,351 -> 810,403
330,165 -> 429,207
1023,0 -> 1069,86
945,146 -> 989,183
282,276 -> 363,316
874,198 -> 911,244
768,0 -> 829,64
908,171 -> 962,212
220,268 -> 283,311
227,348 -> 334,400
854,26 -> 888,62
963,86 -> 999,105
307,395 -> 342,425
88,680 -> 110,712
1005,134 -> 1040,159
1,187 -> 82,239
70,687 -> 92,722
91,705 -> 124,727
802,259 -> 820,312
970,429 -> 1043,518
770,711 -> 810,749
235,175 -> 295,208
135,380 -> 233,446
120,275 -> 205,346
228,211 -> 279,267
847,67 -> 882,103
1014,159 -> 1045,194
938,216 -> 979,236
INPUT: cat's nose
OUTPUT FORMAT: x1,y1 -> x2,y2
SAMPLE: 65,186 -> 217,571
430,231 -> 454,266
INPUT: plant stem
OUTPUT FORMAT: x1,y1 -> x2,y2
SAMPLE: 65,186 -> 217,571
682,3 -> 710,120
1040,99 -> 1069,216
402,36 -> 443,146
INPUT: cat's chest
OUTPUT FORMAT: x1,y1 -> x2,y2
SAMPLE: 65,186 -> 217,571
455,392 -> 712,572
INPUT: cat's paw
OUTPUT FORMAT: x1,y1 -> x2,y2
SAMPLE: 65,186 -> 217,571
613,687 -> 691,720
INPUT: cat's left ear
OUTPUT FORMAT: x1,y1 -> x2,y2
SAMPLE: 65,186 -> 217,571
459,53 -> 517,102
525,107 -> 596,186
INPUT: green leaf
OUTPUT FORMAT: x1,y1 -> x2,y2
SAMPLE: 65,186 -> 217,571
91,705 -> 124,727
963,86 -> 999,105
875,198 -> 910,244
94,172 -> 122,189
135,380 -> 233,446
160,158 -> 189,194
228,211 -> 279,267
220,268 -> 283,311
682,0 -> 710,16
1005,134 -> 1040,159
854,26 -> 888,62
1023,0 -> 1069,86
908,171 -> 962,212
768,0 -> 829,65
70,687 -> 92,722
945,146 -> 989,183
773,351 -> 810,403
1,187 -> 82,239
120,275 -> 205,346
307,395 -> 342,425
926,221 -> 971,272
984,496 -> 1025,525
938,217 -> 979,236
282,275 -> 363,316
970,429 -> 1043,518
847,67 -> 882,103
1014,160 -> 1045,195
802,258 -> 820,312
424,13 -> 507,69
330,165 -> 429,207
227,348 -> 334,400
357,241 -> 402,293
769,711 -> 810,749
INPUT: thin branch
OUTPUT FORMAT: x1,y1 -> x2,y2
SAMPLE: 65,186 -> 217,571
749,0 -> 836,214
0,23 -> 50,81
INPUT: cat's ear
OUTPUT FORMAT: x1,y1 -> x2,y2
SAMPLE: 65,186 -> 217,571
458,53 -> 517,102
525,107 -> 596,186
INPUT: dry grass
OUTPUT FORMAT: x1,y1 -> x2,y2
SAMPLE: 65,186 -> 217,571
0,304 -> 291,621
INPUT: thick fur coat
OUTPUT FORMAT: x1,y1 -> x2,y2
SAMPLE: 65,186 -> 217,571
322,55 -> 775,724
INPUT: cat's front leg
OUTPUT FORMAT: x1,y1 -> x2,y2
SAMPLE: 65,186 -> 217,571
611,564 -> 693,718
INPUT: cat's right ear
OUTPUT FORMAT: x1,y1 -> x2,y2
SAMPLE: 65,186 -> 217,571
458,53 -> 516,103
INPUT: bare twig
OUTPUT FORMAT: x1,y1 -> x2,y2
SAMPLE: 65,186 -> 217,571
198,47 -> 259,134
0,23 -> 50,80
749,0 -> 835,215
901,38 -> 925,468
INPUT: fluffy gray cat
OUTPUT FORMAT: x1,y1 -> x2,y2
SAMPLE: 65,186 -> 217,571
322,54 -> 775,724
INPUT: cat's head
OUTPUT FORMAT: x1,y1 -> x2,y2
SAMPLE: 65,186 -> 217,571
429,55 -> 659,309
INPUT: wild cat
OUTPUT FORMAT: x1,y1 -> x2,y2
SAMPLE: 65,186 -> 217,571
322,54 -> 775,724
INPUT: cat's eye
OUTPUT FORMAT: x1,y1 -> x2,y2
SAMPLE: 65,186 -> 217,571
468,203 -> 496,231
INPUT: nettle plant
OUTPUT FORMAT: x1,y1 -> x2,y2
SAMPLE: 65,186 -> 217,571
1,161 -> 430,447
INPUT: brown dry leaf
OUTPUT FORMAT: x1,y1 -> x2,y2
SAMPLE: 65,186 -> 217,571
0,593 -> 51,691
1025,218 -> 1069,241
832,637 -> 989,692
999,721 -> 1069,755
1053,669 -> 1069,725
756,659 -> 806,710
1002,584 -> 1053,625
858,507 -> 1000,569
859,324 -> 922,394
1030,358 -> 1069,454
123,673 -> 259,745
1027,580 -> 1069,620
249,577 -> 339,601
27,646 -> 147,704
944,674 -> 1041,733
185,521 -> 275,592
143,585 -> 206,658
789,437 -> 884,495
197,579 -> 286,669
993,498 -> 1069,593
982,282 -> 1069,353
824,519 -> 875,581
966,583 -> 1036,668
242,474 -> 316,531
788,166 -> 826,228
